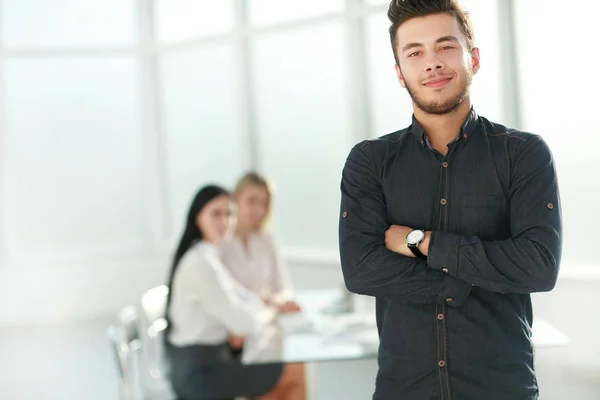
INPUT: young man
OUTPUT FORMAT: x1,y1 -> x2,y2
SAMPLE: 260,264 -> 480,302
338,1 -> 561,399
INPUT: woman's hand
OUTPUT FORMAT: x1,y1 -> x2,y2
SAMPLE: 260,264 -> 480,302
228,334 -> 245,349
263,296 -> 301,314
277,300 -> 302,314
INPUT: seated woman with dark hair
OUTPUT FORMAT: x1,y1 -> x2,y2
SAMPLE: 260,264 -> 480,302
164,185 -> 305,400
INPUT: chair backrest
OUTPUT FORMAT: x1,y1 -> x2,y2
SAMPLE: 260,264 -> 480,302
119,305 -> 142,347
138,285 -> 171,381
107,305 -> 142,400
107,326 -> 127,381
141,285 -> 169,326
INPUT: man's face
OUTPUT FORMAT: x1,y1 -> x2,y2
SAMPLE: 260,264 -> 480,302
394,13 -> 480,115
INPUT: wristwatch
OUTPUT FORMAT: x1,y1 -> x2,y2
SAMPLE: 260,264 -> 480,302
406,229 -> 426,258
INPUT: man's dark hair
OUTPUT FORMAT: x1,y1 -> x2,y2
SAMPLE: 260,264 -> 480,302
388,0 -> 475,65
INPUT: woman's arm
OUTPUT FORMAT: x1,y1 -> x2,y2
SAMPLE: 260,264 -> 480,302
179,247 -> 277,336
263,234 -> 295,305
263,235 -> 301,312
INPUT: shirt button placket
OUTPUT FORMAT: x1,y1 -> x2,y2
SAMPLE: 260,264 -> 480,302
437,154 -> 451,399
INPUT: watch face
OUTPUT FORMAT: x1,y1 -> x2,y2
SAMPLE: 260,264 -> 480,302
406,230 -> 425,245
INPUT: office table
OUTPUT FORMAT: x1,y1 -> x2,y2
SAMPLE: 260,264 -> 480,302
277,289 -> 569,364
273,289 -> 570,400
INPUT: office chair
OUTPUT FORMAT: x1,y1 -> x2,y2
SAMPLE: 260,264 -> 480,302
107,305 -> 143,400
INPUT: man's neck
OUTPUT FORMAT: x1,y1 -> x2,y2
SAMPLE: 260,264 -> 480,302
414,100 -> 472,153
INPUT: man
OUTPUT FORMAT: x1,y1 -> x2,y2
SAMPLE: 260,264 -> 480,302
338,1 -> 561,399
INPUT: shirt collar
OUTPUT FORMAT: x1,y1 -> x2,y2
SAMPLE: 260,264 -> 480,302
410,106 -> 479,146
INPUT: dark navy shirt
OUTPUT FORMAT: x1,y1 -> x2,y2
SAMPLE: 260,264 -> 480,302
338,108 -> 562,400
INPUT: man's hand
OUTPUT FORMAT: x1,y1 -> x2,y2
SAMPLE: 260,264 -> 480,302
385,225 -> 431,257
385,225 -> 413,256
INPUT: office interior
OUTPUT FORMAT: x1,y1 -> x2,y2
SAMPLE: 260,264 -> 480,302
0,0 -> 598,399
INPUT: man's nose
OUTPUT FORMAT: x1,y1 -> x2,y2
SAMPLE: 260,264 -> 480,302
425,58 -> 445,73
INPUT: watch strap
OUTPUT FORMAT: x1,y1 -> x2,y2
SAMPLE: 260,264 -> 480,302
408,243 -> 426,258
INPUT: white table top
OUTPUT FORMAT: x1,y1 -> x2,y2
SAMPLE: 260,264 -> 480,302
278,289 -> 569,364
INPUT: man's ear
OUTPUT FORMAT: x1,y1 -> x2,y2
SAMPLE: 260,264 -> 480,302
395,64 -> 406,88
471,47 -> 480,75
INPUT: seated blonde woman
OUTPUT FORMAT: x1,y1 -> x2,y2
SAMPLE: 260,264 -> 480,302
222,172 -> 300,311
220,173 -> 305,378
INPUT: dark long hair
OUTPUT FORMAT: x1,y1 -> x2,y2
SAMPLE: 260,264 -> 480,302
164,185 -> 230,344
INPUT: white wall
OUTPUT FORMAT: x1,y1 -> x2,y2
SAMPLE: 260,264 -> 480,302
0,250 -> 344,326
533,275 -> 600,377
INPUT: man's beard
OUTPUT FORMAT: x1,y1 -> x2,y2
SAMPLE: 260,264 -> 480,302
405,72 -> 472,115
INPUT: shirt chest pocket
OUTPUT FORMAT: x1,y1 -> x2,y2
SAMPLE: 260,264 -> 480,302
459,194 -> 509,239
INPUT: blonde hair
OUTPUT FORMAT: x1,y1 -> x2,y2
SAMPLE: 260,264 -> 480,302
233,171 -> 273,232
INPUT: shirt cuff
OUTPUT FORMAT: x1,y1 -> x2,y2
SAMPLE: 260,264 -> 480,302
428,231 -> 462,277
438,274 -> 472,307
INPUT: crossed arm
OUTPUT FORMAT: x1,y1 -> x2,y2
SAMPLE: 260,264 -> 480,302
339,136 -> 562,298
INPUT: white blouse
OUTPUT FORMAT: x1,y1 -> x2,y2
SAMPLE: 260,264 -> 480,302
220,232 -> 293,305
167,241 -> 276,347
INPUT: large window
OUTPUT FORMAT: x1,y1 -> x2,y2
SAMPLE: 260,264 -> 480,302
248,0 -> 344,26
0,0 -> 142,263
1,0 -> 136,49
3,57 -> 144,259
0,1 -> 535,267
154,0 -> 234,43
159,43 -> 248,238
251,22 -> 352,251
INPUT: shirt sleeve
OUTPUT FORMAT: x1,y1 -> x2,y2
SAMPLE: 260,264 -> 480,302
339,140 -> 472,304
178,248 -> 277,336
427,135 -> 562,294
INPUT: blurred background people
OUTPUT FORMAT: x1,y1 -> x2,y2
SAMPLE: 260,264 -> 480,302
164,185 -> 305,400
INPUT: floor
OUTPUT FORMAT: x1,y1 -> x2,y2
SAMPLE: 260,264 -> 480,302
0,317 -> 118,400
0,317 -> 598,400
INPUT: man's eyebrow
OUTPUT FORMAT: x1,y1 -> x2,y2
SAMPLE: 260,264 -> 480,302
401,35 -> 460,52
401,42 -> 422,52
436,35 -> 460,44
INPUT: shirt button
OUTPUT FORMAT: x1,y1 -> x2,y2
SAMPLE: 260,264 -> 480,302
445,298 -> 453,303
463,133 -> 468,139
442,268 -> 449,273
437,313 -> 444,320
438,360 -> 446,367
342,211 -> 348,218
547,203 -> 554,209
440,198 -> 447,205
442,162 -> 448,168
